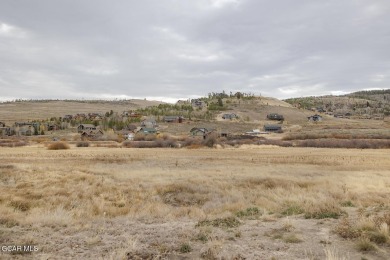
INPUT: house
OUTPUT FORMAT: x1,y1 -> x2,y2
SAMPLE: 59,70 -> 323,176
45,123 -> 59,131
264,125 -> 282,132
308,114 -> 323,122
129,112 -> 142,118
0,127 -> 12,136
141,119 -> 157,128
176,100 -> 190,105
191,99 -> 205,108
18,126 -> 34,136
267,113 -> 284,121
88,113 -> 103,120
163,116 -> 183,123
127,133 -> 135,140
14,122 -> 34,127
77,124 -> 97,133
190,127 -> 209,136
63,115 -> 73,121
80,129 -> 104,140
139,127 -> 157,134
74,113 -> 87,121
125,124 -> 138,132
0,122 -> 5,127
222,113 -> 238,120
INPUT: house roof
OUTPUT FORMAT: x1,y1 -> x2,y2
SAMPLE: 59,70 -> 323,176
78,124 -> 96,128
264,124 -> 282,129
81,129 -> 103,136
140,127 -> 157,132
190,127 -> 209,133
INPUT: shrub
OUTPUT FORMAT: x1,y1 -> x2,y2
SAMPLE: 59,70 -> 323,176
202,134 -> 217,147
340,201 -> 355,207
283,234 -> 302,243
122,139 -> 178,148
195,233 -> 209,243
368,231 -> 387,244
296,139 -> 390,149
0,139 -> 28,147
145,134 -> 157,141
356,238 -> 376,252
281,204 -> 304,216
76,141 -> 89,147
304,202 -> 343,219
134,133 -> 145,141
181,137 -> 202,148
179,243 -> 192,253
9,200 -> 31,212
47,142 -> 70,150
196,217 -> 241,228
236,207 -> 263,218
334,218 -> 361,239
98,133 -> 121,142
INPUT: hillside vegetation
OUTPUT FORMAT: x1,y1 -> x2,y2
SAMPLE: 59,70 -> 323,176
284,89 -> 390,117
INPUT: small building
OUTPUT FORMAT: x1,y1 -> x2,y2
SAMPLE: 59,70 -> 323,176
264,125 -> 282,133
190,127 -> 209,136
0,122 -> 5,127
139,127 -> 157,134
220,132 -> 229,137
191,99 -> 205,108
163,116 -> 183,123
46,123 -> 59,131
80,129 -> 104,140
74,113 -> 87,120
14,122 -> 34,127
63,115 -> 73,121
176,100 -> 190,105
127,133 -> 135,140
267,113 -> 284,121
18,126 -> 34,136
307,114 -> 323,122
222,113 -> 238,120
245,129 -> 261,135
0,127 -> 12,136
141,119 -> 157,128
77,124 -> 97,133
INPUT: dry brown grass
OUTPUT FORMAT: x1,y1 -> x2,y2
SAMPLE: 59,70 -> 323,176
0,138 -> 28,147
46,141 -> 70,150
0,147 -> 389,258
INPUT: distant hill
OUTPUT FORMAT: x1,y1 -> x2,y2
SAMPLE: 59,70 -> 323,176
284,89 -> 390,117
0,99 -> 164,124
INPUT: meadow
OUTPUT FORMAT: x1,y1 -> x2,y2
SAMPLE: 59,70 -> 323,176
1,145 -> 390,259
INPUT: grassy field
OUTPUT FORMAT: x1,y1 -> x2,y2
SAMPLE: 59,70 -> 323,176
1,146 -> 390,259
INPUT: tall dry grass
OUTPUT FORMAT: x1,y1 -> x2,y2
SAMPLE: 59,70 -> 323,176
0,147 -> 389,258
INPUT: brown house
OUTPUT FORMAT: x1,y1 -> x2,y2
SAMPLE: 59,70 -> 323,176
80,130 -> 104,140
77,124 -> 97,133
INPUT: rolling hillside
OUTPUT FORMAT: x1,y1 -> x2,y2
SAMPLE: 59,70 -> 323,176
0,99 -> 164,124
284,89 -> 390,117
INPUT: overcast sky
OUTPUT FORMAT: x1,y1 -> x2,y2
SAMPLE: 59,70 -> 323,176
1,0 -> 389,102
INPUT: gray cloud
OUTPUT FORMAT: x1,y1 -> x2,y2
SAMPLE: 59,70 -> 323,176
1,0 -> 389,102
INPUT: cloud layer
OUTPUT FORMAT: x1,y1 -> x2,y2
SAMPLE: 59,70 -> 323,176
1,0 -> 389,102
